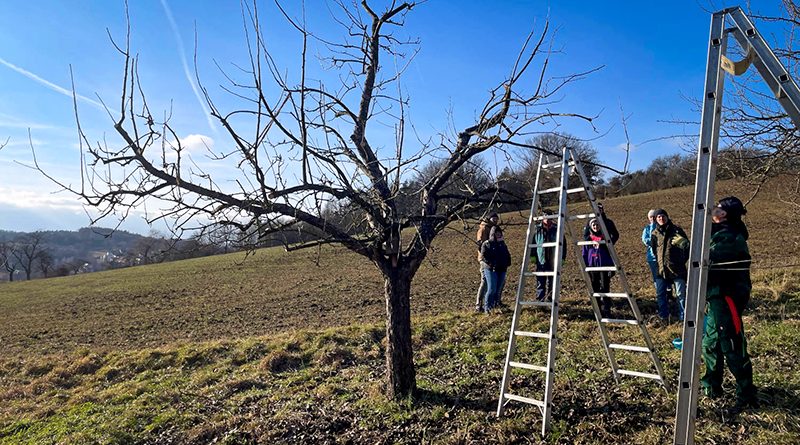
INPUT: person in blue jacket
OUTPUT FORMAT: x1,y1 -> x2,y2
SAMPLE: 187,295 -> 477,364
641,209 -> 664,313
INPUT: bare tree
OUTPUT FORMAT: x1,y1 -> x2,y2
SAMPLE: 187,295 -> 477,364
37,250 -> 54,278
36,1 -> 597,399
715,2 -> 800,204
0,242 -> 18,282
12,232 -> 46,280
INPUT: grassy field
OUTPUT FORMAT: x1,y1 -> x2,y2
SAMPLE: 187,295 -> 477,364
1,177 -> 799,444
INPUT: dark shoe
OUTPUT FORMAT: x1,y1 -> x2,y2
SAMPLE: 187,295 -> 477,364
724,398 -> 759,417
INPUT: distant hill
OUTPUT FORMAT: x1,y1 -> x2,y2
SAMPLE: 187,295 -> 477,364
0,227 -> 152,280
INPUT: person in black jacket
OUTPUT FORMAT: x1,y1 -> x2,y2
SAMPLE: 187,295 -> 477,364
583,202 -> 619,244
480,226 -> 512,312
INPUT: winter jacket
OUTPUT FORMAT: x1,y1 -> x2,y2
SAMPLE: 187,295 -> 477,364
476,220 -> 496,261
582,231 -> 614,268
650,221 -> 690,280
532,223 -> 566,268
583,215 -> 619,244
481,240 -> 512,273
642,222 -> 657,263
707,221 -> 751,305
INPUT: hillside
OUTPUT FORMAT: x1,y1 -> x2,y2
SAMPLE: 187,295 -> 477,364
1,177 -> 799,444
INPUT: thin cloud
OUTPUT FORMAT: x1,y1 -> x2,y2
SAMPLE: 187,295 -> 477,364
0,57 -> 106,111
159,0 -> 218,136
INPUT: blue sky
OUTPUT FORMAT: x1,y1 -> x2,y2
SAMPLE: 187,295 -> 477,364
0,1 -> 787,234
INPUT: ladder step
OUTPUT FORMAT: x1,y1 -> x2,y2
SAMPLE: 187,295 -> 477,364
504,393 -> 546,409
532,214 -> 560,222
608,343 -> 651,353
518,300 -> 553,308
538,186 -> 585,195
617,369 -> 663,381
585,266 -> 617,272
510,361 -> 548,372
542,161 -> 575,169
601,318 -> 639,325
529,242 -> 558,248
576,240 -> 606,246
524,271 -> 556,277
514,330 -> 551,339
592,292 -> 629,299
569,213 -> 597,221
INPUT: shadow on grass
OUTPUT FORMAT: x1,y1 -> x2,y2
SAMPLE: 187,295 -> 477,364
758,385 -> 800,414
414,387 -> 495,412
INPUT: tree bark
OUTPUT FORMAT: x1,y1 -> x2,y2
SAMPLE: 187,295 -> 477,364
382,265 -> 416,399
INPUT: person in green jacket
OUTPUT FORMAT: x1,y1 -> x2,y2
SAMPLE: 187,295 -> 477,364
700,196 -> 759,412
649,209 -> 690,322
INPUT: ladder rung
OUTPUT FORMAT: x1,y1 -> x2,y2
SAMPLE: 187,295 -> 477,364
542,161 -> 575,169
608,343 -> 651,353
532,214 -> 560,222
576,240 -> 606,246
538,186 -> 585,195
569,213 -> 596,220
601,318 -> 639,325
524,271 -> 556,277
538,186 -> 562,194
529,242 -> 558,248
617,369 -> 663,380
510,361 -> 548,372
514,330 -> 551,339
504,393 -> 546,409
518,300 -> 553,308
585,266 -> 617,272
592,292 -> 629,299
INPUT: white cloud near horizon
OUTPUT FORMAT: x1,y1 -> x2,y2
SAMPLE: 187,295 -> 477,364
0,57 -> 107,112
159,0 -> 218,136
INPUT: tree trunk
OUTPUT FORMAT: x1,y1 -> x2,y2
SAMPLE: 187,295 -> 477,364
383,266 -> 416,399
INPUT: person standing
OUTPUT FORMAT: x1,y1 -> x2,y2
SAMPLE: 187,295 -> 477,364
532,210 -> 566,301
641,209 -> 664,305
700,196 -> 758,412
583,202 -> 619,244
649,208 -> 690,322
480,226 -> 512,312
583,218 -> 615,316
475,212 -> 499,311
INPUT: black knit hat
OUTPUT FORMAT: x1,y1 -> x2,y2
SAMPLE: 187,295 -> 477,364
653,208 -> 669,219
717,196 -> 746,219
489,225 -> 503,239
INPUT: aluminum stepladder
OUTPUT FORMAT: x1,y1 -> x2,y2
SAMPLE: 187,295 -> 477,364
497,146 -> 670,436
674,7 -> 800,445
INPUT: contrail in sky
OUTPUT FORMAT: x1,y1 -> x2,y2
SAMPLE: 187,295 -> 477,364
0,57 -> 106,111
159,0 -> 218,136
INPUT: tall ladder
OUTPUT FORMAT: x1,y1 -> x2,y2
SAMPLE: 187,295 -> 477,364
497,146 -> 670,436
675,7 -> 800,445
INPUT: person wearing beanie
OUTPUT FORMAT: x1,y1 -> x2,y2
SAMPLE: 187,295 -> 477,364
641,209 -> 662,302
479,226 -> 512,312
532,209 -> 567,302
583,217 -> 615,316
700,196 -> 758,413
475,211 -> 500,311
649,208 -> 690,323
583,202 -> 620,244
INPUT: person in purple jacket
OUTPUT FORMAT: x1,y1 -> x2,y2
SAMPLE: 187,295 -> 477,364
583,218 -> 615,317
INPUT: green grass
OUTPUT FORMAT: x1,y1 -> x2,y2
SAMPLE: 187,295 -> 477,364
1,281 -> 798,444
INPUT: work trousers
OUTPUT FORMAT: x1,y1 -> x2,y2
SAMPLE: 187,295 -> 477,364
700,297 -> 757,404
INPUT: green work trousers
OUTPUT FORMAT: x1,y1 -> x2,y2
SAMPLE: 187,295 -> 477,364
700,297 -> 757,404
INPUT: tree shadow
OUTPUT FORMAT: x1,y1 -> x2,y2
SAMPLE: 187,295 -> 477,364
414,387 -> 495,412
